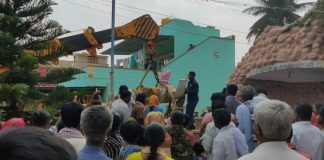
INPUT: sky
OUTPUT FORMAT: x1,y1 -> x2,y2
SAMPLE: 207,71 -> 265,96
50,0 -> 316,65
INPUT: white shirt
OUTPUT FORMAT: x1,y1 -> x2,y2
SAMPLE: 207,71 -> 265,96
239,142 -> 309,160
212,124 -> 248,160
292,121 -> 324,160
201,122 -> 220,158
111,98 -> 131,123
252,94 -> 268,105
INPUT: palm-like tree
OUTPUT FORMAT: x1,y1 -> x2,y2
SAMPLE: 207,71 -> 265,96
244,0 -> 314,40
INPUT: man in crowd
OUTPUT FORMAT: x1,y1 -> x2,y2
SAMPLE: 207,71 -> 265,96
252,88 -> 269,104
225,84 -> 241,115
78,106 -> 113,160
236,86 -> 254,152
291,103 -> 324,160
57,102 -> 85,152
31,110 -> 51,129
103,112 -> 124,159
239,100 -> 309,160
185,71 -> 199,130
212,109 -> 248,160
112,90 -> 132,123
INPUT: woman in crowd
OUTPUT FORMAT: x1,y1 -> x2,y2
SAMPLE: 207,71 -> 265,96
127,123 -> 174,160
166,111 -> 193,160
119,120 -> 143,160
144,95 -> 163,116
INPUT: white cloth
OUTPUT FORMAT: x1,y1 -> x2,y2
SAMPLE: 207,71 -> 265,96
66,138 -> 86,153
252,94 -> 268,105
201,122 -> 220,156
112,99 -> 131,123
239,142 -> 309,160
201,122 -> 235,160
291,121 -> 324,160
212,124 -> 248,160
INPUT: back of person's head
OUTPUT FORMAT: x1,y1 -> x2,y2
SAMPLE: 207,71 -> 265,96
120,90 -> 132,103
193,142 -> 205,156
226,84 -> 238,96
32,110 -> 51,129
211,100 -> 226,112
120,120 -> 143,144
80,106 -> 113,145
145,123 -> 166,160
136,93 -> 146,105
110,112 -> 122,134
60,102 -> 83,128
0,127 -> 76,160
212,109 -> 231,128
149,95 -> 159,112
240,86 -> 255,102
210,92 -> 225,102
189,71 -> 196,77
170,110 -> 184,126
295,103 -> 313,121
2,118 -> 25,130
254,100 -> 293,141
119,85 -> 129,95
256,88 -> 267,96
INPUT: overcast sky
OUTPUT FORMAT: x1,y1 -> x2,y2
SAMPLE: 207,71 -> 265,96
50,0 -> 315,64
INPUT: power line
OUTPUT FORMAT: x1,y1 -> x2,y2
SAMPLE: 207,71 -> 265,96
57,0 -> 251,45
88,0 -> 249,35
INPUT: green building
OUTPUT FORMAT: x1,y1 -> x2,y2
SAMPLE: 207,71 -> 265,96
60,18 -> 235,113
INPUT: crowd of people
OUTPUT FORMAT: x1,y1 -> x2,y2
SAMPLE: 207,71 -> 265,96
0,72 -> 324,160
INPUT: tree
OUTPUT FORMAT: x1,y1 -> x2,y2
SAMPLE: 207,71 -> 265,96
244,0 -> 314,40
41,67 -> 82,84
0,0 -> 67,119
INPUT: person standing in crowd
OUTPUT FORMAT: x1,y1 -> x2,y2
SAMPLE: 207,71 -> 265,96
252,88 -> 269,104
119,120 -> 143,160
78,106 -> 113,160
201,101 -> 237,160
239,100 -> 309,160
0,127 -> 77,160
166,111 -> 193,160
103,112 -> 124,159
127,123 -> 174,160
57,102 -> 85,152
225,84 -> 241,115
236,86 -> 255,152
185,71 -> 199,130
291,103 -> 324,160
200,100 -> 226,137
144,95 -> 163,116
212,109 -> 248,160
112,90 -> 132,123
131,93 -> 147,125
31,110 -> 51,129
318,106 -> 324,132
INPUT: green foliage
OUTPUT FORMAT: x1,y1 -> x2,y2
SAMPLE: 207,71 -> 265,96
43,87 -> 74,109
0,83 -> 28,118
244,0 -> 314,40
285,0 -> 324,31
0,0 -> 69,119
0,56 -> 40,86
41,67 -> 82,83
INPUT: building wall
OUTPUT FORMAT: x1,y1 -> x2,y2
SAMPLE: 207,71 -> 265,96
163,37 -> 235,112
160,19 -> 220,58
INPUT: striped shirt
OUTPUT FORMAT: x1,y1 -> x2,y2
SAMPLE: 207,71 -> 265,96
103,133 -> 124,159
